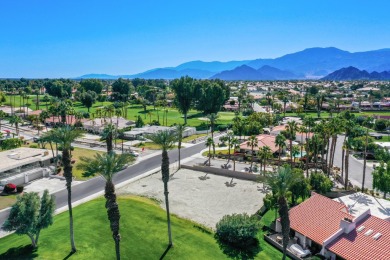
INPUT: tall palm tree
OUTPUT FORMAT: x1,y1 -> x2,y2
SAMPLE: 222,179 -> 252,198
260,146 -> 273,175
231,137 -> 240,171
275,134 -> 287,166
77,152 -> 133,260
266,166 -> 295,260
44,126 -> 83,253
246,135 -> 258,171
286,120 -> 299,167
222,131 -> 235,163
101,123 -> 116,153
9,115 -> 22,136
207,113 -> 219,157
0,110 -> 6,130
175,124 -> 186,169
146,130 -> 177,246
103,104 -> 115,124
205,137 -> 214,166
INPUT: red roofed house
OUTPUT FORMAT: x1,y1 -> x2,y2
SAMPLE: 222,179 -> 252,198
239,134 -> 281,154
275,192 -> 390,259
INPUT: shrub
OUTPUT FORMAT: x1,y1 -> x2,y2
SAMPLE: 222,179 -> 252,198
29,144 -> 39,148
217,125 -> 228,131
4,183 -> 16,193
215,213 -> 260,249
16,185 -> 24,193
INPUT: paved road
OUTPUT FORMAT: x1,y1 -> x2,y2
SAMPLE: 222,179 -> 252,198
333,135 -> 373,189
0,134 -> 223,228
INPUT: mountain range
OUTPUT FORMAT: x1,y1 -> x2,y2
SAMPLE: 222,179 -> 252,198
79,47 -> 390,80
322,66 -> 390,80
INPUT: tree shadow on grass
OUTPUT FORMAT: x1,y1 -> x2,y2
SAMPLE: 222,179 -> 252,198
159,244 -> 172,260
215,236 -> 261,260
0,244 -> 39,260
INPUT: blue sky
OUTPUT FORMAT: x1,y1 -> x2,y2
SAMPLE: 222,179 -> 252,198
1,0 -> 389,78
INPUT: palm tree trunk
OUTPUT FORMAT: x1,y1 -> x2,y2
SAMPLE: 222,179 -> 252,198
105,180 -> 121,260
362,130 -> 368,191
178,141 -> 181,169
161,150 -> 173,246
62,148 -> 77,253
344,148 -> 349,190
290,140 -> 293,167
278,196 -> 290,260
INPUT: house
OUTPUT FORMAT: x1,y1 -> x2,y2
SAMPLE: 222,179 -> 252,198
270,124 -> 313,144
123,126 -> 196,140
275,192 -> 390,260
45,115 -> 87,126
0,148 -> 54,186
239,134 -> 280,154
83,117 -> 135,134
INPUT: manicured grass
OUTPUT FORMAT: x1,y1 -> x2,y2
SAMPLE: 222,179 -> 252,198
182,133 -> 207,142
374,136 -> 390,142
0,196 -> 224,259
0,196 -> 284,259
0,194 -> 17,210
71,148 -> 104,180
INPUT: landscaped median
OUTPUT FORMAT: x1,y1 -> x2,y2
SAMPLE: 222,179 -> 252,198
0,195 -> 283,259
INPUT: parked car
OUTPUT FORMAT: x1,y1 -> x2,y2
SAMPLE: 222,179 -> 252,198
130,151 -> 139,157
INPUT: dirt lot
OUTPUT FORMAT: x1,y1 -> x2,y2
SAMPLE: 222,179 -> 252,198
117,169 -> 265,229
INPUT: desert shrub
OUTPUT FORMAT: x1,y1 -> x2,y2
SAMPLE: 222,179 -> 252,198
215,213 -> 260,249
217,124 -> 228,131
29,144 -> 39,148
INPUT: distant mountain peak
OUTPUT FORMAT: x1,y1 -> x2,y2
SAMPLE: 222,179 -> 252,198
322,67 -> 390,80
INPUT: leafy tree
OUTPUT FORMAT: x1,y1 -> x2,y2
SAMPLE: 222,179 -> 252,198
374,119 -> 387,131
2,190 -> 55,248
77,152 -> 133,260
79,90 -> 97,112
194,80 -> 230,115
170,76 -> 195,124
79,79 -> 104,94
215,213 -> 259,249
265,166 -> 296,260
289,169 -> 310,205
275,134 -> 287,166
1,138 -> 22,150
44,126 -> 83,253
372,162 -> 390,199
112,78 -> 132,102
44,80 -> 72,98
146,130 -> 177,246
135,115 -> 144,128
309,173 -> 333,194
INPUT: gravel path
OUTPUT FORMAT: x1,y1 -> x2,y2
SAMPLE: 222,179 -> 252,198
117,169 -> 265,229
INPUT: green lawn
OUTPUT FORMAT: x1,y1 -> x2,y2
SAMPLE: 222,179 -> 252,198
0,194 -> 18,210
71,148 -> 104,180
374,136 -> 390,142
0,196 -> 283,259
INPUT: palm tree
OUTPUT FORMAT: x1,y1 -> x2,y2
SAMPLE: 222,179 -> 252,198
101,123 -> 116,153
146,130 -> 177,246
222,131 -> 235,163
175,124 -> 186,169
265,166 -> 296,260
286,120 -> 299,167
77,152 -> 133,260
103,104 -> 115,124
231,137 -> 240,171
275,134 -> 287,166
246,135 -> 258,171
9,115 -> 22,136
0,110 -> 6,130
44,126 -> 83,253
207,113 -> 219,157
205,137 -> 214,166
260,146 -> 273,175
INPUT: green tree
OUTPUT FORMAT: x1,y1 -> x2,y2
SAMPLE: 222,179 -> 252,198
2,190 -> 55,248
286,120 -> 299,166
309,173 -> 333,194
79,90 -> 97,112
0,110 -> 6,130
372,162 -> 390,199
9,115 -> 22,136
265,166 -> 296,260
289,169 -> 310,205
135,115 -> 144,128
1,138 -> 22,150
112,78 -> 132,102
205,137 -> 214,166
207,113 -> 219,157
246,135 -> 258,171
44,80 -> 72,98
175,124 -> 186,169
170,76 -> 195,124
275,134 -> 286,166
146,130 -> 177,246
101,123 -> 116,153
79,79 -> 104,94
194,80 -> 230,115
44,126 -> 83,253
77,152 -> 134,260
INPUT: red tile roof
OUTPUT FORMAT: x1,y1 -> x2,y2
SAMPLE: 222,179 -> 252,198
239,134 -> 278,153
287,193 -> 353,245
327,214 -> 390,260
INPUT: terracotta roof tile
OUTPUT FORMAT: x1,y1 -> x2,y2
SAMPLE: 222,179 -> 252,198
288,193 -> 353,245
327,215 -> 390,260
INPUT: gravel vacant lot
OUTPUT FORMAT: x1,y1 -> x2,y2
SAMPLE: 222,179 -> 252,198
117,169 -> 265,229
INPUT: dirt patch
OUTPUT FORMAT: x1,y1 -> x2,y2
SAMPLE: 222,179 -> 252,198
117,169 -> 265,229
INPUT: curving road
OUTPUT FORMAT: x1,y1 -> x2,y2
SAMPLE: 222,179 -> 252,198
0,135 -> 220,229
